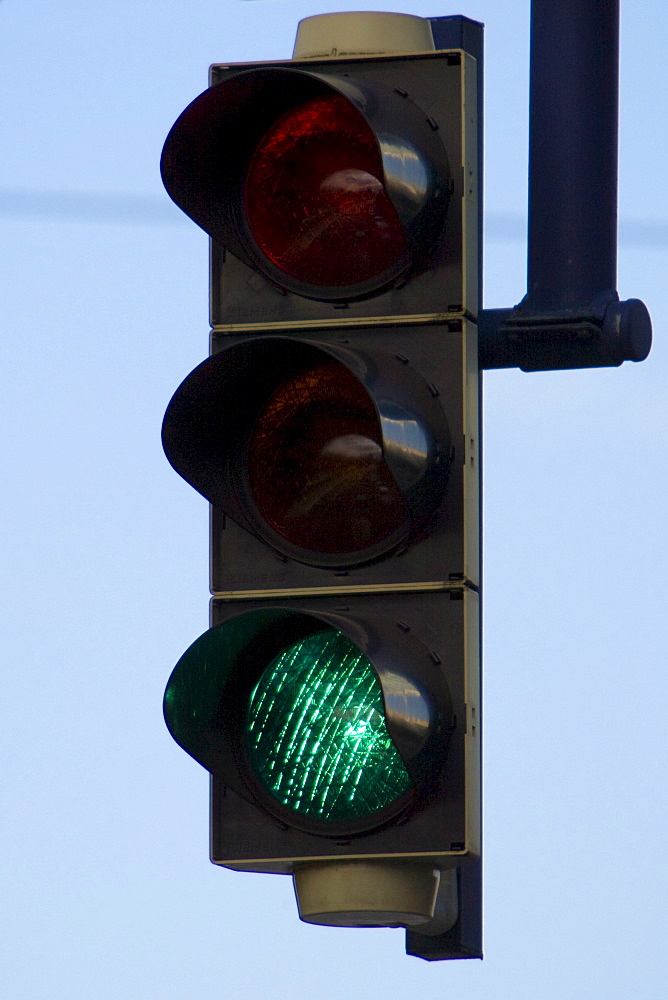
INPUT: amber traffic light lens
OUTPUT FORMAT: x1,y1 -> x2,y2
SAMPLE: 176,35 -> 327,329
244,93 -> 408,287
247,359 -> 408,558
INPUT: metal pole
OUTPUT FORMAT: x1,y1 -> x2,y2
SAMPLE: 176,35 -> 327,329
479,0 -> 651,371
527,0 -> 618,311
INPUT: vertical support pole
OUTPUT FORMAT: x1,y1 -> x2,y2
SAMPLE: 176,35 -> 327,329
526,0 -> 619,311
479,0 -> 650,370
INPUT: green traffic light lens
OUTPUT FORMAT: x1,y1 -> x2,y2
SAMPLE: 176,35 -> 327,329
245,629 -> 412,823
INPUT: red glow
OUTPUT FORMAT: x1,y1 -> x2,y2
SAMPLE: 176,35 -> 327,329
244,94 -> 407,288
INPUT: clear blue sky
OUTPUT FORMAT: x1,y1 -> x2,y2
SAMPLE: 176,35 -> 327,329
1,1 -> 666,997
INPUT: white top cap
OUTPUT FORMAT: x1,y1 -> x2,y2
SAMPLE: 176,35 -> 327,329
292,12 -> 435,60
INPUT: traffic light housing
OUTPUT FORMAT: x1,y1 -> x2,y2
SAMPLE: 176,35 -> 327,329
161,14 -> 481,959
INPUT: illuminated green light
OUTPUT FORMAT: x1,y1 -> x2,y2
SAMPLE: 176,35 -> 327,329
245,630 -> 412,822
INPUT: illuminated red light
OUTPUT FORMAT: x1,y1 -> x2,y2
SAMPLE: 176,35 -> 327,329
244,94 -> 408,288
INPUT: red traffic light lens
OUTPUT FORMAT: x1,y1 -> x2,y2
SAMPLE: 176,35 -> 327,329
244,93 -> 408,288
247,358 -> 408,558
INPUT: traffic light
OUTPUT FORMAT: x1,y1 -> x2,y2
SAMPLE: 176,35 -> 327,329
161,12 -> 481,959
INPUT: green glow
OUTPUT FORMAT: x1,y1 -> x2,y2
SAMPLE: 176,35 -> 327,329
245,630 -> 411,822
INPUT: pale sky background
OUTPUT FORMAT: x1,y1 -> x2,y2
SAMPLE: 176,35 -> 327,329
1,1 -> 667,997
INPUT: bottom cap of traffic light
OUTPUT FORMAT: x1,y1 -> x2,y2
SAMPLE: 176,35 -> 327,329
292,859 -> 460,930
164,592 -> 480,927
